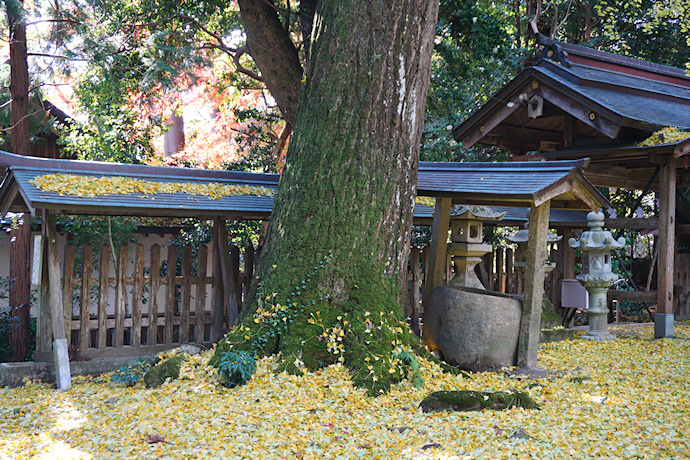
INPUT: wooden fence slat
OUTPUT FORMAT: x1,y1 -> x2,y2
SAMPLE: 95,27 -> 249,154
506,248 -> 514,294
411,247 -> 421,337
231,245 -> 242,312
132,244 -> 145,346
149,244 -> 161,346
40,249 -> 51,351
195,246 -> 208,342
80,244 -> 93,349
115,246 -> 127,347
165,245 -> 178,344
63,244 -> 75,340
98,245 -> 110,348
496,247 -> 505,293
180,246 -> 192,343
244,244 -> 255,299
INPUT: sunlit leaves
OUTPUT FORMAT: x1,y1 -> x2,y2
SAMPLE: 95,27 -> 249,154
30,173 -> 275,199
0,324 -> 688,458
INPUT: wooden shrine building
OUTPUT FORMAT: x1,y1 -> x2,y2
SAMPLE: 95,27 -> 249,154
452,36 -> 690,338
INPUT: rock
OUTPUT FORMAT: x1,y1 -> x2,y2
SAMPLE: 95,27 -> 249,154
540,295 -> 562,330
143,354 -> 187,388
168,344 -> 202,357
540,327 -> 575,344
419,390 -> 540,413
424,285 -> 522,371
510,427 -> 532,440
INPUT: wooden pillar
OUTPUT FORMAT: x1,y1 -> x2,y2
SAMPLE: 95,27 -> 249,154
422,197 -> 451,342
656,157 -> 676,338
410,247 -> 421,337
211,223 -> 225,342
517,200 -> 551,369
506,247 -> 514,294
46,214 -> 71,389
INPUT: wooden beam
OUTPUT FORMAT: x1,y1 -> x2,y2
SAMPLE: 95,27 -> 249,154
564,114 -> 577,148
421,197 -> 451,344
517,200 -> 550,368
656,156 -> 676,337
461,85 -> 527,148
605,217 -> 659,229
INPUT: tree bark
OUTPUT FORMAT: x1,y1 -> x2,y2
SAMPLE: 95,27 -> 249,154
7,0 -> 32,361
238,0 -> 303,126
7,0 -> 30,158
9,218 -> 31,361
214,0 -> 439,395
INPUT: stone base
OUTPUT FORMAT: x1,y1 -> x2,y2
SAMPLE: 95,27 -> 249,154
654,313 -> 674,338
539,328 -> 575,344
0,355 -> 156,388
581,332 -> 616,341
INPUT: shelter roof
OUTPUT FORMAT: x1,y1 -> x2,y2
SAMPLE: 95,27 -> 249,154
0,151 -> 608,220
417,159 -> 606,210
452,39 -> 690,155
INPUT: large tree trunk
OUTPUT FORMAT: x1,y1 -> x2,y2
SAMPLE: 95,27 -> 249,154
213,0 -> 439,395
7,0 -> 32,361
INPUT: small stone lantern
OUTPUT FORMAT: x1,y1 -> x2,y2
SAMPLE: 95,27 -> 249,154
569,211 -> 625,341
447,205 -> 505,289
506,222 -> 562,275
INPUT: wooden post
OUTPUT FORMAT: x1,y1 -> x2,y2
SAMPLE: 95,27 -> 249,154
410,247 -> 421,337
496,247 -> 505,293
149,244 -> 161,345
244,244 -> 255,299
656,156 -> 676,337
422,197 -> 451,342
180,245 -> 192,343
114,246 -> 127,347
97,245 -> 110,349
215,218 -> 239,327
211,221 -> 225,341
195,246 -> 208,342
62,244 -> 75,342
79,244 -> 92,350
165,245 -> 178,344
506,247 -> 514,294
231,245 -> 242,312
46,214 -> 71,389
131,244 -> 145,346
517,200 -> 551,369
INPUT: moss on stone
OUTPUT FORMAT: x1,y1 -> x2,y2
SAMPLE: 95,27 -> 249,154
541,294 -> 562,329
143,354 -> 187,388
419,390 -> 540,413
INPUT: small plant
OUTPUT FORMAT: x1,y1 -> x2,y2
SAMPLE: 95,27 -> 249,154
218,350 -> 257,388
110,359 -> 151,387
393,349 -> 424,389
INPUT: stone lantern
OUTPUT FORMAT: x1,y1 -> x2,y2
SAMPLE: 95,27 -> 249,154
568,211 -> 625,341
506,222 -> 562,276
447,205 -> 505,289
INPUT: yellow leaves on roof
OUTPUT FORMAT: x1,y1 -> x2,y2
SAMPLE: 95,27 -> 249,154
0,323 -> 688,458
414,196 -> 435,207
29,173 -> 275,200
639,126 -> 690,147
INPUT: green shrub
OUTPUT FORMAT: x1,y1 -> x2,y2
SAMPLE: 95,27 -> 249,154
110,359 -> 152,387
218,350 -> 256,388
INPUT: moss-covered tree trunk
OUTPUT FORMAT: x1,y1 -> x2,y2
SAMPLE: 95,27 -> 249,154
213,0 -> 439,395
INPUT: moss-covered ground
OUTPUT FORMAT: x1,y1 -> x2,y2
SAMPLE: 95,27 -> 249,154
1,323 -> 688,458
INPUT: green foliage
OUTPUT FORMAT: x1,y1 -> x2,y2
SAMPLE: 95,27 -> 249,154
217,350 -> 257,388
392,349 -> 424,389
56,215 -> 139,249
422,0 -> 524,163
110,359 -> 152,387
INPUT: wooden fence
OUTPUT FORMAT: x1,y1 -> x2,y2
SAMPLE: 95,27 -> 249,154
35,241 -> 258,361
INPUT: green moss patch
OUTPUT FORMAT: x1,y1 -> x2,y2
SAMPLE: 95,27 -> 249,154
143,354 -> 187,388
419,390 -> 540,413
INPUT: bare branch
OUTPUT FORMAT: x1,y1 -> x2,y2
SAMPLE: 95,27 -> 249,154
26,18 -> 82,27
27,53 -> 88,61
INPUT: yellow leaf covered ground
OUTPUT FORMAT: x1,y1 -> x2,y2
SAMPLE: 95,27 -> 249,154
1,323 -> 688,459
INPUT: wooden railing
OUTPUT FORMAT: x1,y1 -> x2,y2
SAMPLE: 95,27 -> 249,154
35,241 -> 258,361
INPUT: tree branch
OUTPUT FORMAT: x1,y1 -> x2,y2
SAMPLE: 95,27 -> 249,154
233,46 -> 264,82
